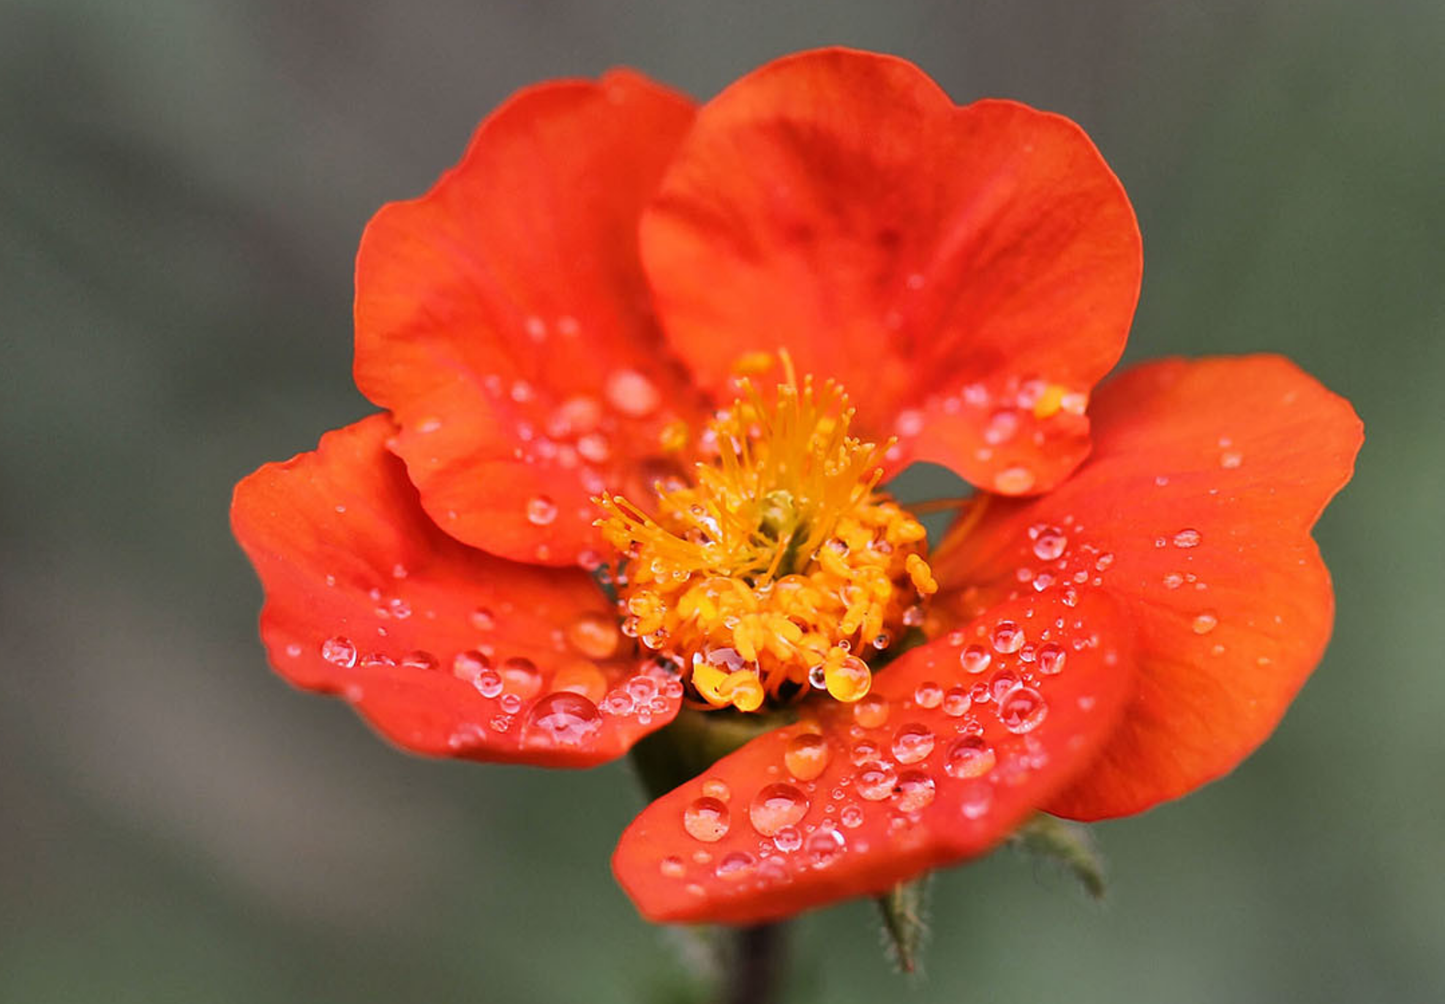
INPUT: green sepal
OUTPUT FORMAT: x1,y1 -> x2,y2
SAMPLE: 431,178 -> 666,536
1009,813 -> 1107,900
874,873 -> 932,975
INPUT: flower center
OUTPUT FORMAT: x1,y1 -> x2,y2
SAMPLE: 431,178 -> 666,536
596,358 -> 937,713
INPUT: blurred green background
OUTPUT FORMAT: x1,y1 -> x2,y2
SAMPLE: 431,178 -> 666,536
3,0 -> 1442,1001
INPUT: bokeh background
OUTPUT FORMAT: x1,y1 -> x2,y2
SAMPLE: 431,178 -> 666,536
3,0 -> 1442,1001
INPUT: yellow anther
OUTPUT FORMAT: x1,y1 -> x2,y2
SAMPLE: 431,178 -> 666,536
732,350 -> 777,376
595,357 -> 937,712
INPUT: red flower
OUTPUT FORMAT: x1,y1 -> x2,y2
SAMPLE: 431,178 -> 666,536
231,49 -> 1361,926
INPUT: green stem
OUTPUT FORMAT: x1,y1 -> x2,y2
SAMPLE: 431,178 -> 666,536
724,923 -> 787,1004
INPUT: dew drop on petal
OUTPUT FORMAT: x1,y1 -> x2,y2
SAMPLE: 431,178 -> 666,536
526,495 -> 558,526
470,608 -> 496,631
1173,528 -> 1202,548
748,783 -> 810,836
773,826 -> 803,853
321,636 -> 357,668
852,693 -> 890,729
913,681 -> 944,709
700,778 -> 731,802
524,692 -> 603,746
942,686 -> 972,717
1192,611 -> 1219,634
806,828 -> 846,867
565,612 -> 620,659
714,851 -> 754,881
1036,642 -> 1067,676
660,856 -> 686,878
997,685 -> 1048,734
499,656 -> 543,698
894,770 -> 936,812
891,723 -> 935,764
994,466 -> 1035,493
1032,527 -> 1068,561
944,736 -> 997,779
992,620 -> 1025,654
683,797 -> 730,842
856,761 -> 898,801
960,644 -> 992,674
784,733 -> 831,781
473,668 -> 504,699
605,369 -> 661,417
959,780 -> 994,820
452,649 -> 491,681
401,650 -> 437,671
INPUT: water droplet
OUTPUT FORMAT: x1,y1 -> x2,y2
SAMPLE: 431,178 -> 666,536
1032,526 -> 1068,561
564,612 -> 619,659
944,736 -> 996,779
784,733 -> 831,781
891,723 -> 935,764
826,655 -> 872,702
992,620 -> 1025,654
913,681 -> 944,709
576,432 -> 611,463
959,780 -> 994,820
850,739 -> 881,765
526,495 -> 558,526
997,685 -> 1048,734
401,650 -> 437,671
840,804 -> 864,828
853,693 -> 890,729
683,797 -> 730,842
994,466 -> 1035,493
895,409 -> 925,436
660,856 -> 685,878
960,644 -> 992,674
473,668 -> 504,698
1220,451 -> 1243,469
551,661 -> 609,703
1173,528 -> 1202,548
321,636 -> 357,668
524,692 -> 603,746
499,656 -> 543,698
942,686 -> 972,717
714,851 -> 755,880
806,828 -> 846,867
701,778 -> 731,802
773,826 -> 803,853
1036,642 -> 1066,675
1192,611 -> 1219,635
748,783 -> 810,836
605,369 -> 661,417
1163,572 -> 1184,589
989,668 -> 1020,702
856,761 -> 898,801
894,771 -> 936,812
470,608 -> 496,631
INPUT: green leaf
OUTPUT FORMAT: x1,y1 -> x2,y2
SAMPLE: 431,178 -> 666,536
1009,814 -> 1107,900
874,873 -> 932,974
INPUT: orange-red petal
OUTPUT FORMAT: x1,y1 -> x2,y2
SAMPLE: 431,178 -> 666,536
231,415 -> 682,768
355,71 -> 706,567
641,47 -> 1140,495
613,590 -> 1134,924
932,356 -> 1363,818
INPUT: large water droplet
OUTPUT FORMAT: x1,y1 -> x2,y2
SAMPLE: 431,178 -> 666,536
944,736 -> 997,779
784,733 -> 831,781
997,685 -> 1048,734
894,770 -> 936,812
960,644 -> 992,674
1036,642 -> 1067,675
1032,526 -> 1068,561
605,369 -> 661,417
856,761 -> 898,801
1172,528 -> 1202,548
452,649 -> 491,681
321,636 -> 357,668
852,693 -> 889,729
525,692 -> 603,746
565,612 -> 620,659
942,686 -> 972,717
992,620 -> 1025,654
806,828 -> 846,867
714,851 -> 755,881
913,680 -> 944,709
891,723 -> 935,764
682,796 -> 730,842
499,656 -> 543,698
748,783 -> 810,836
526,495 -> 558,526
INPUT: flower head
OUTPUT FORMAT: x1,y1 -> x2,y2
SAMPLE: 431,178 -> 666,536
232,48 -> 1361,926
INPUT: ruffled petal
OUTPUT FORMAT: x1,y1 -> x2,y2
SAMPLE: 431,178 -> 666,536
355,71 -> 706,567
932,356 -> 1362,818
612,590 -> 1134,924
641,47 -> 1140,494
231,416 -> 682,767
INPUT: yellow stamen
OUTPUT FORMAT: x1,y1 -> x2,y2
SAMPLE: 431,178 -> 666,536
595,355 -> 937,712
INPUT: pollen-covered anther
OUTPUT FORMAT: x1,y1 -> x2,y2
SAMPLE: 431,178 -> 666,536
596,360 -> 936,712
